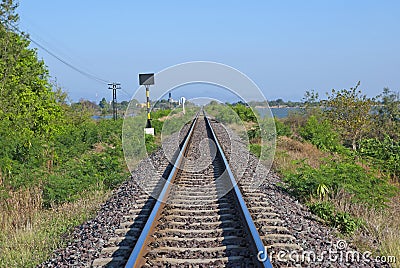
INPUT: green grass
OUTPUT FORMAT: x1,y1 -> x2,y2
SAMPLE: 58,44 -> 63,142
283,159 -> 396,209
0,118 -> 131,267
273,123 -> 400,263
249,143 -> 261,157
308,201 -> 362,234
0,190 -> 110,267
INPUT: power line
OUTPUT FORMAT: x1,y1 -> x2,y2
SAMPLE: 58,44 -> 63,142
115,87 -> 133,99
29,37 -> 110,84
6,23 -> 137,100
9,23 -> 110,85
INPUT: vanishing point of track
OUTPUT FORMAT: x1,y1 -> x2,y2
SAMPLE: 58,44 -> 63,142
93,113 -> 273,267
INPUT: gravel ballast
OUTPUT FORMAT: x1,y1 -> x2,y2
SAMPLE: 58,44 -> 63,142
38,119 -> 389,268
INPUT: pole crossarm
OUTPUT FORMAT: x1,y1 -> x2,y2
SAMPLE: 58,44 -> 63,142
108,82 -> 121,120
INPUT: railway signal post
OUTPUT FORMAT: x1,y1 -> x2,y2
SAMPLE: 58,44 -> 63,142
139,73 -> 155,135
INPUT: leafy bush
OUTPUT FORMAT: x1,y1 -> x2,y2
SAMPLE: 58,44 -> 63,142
151,109 -> 171,119
333,211 -> 361,234
40,119 -> 128,206
308,201 -> 335,222
43,148 -> 125,205
258,117 -> 277,141
205,102 -> 256,125
145,134 -> 158,154
249,144 -> 261,157
299,116 -> 343,152
0,117 -> 130,206
283,160 -> 396,208
151,119 -> 163,135
308,202 -> 361,234
323,83 -> 374,151
358,136 -> 400,180
230,104 -> 257,122
275,118 -> 292,137
206,104 -> 240,124
285,110 -> 307,134
247,126 -> 261,142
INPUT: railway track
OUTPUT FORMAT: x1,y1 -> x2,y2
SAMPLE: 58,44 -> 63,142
93,113 -> 273,267
40,111 -> 389,268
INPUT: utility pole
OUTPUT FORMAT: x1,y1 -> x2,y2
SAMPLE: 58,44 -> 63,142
108,82 -> 121,120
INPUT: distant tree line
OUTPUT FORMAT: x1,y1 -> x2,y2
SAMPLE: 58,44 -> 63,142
250,99 -> 304,107
67,97 -> 192,116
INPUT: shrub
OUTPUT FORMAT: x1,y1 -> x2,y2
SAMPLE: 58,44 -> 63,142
275,118 -> 292,137
285,110 -> 307,133
151,119 -> 163,135
215,107 -> 240,124
151,109 -> 171,119
43,151 -> 125,206
231,104 -> 257,122
247,126 -> 261,142
249,144 -> 261,157
308,201 -> 335,222
308,201 -> 361,234
358,136 -> 400,180
145,134 -> 158,154
283,160 -> 396,208
299,116 -> 343,152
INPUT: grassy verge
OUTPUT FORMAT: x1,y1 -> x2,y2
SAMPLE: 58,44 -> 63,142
0,108 -> 200,267
0,118 -> 130,267
273,135 -> 399,266
0,188 -> 110,267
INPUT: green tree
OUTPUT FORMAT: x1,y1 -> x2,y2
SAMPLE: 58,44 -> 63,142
299,115 -> 342,152
0,0 -> 63,167
0,0 -> 18,28
374,88 -> 400,140
0,0 -> 62,137
99,97 -> 108,109
303,90 -> 322,117
324,82 -> 373,150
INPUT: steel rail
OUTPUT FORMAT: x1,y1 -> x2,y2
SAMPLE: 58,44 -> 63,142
126,112 -> 273,267
125,114 -> 199,268
204,113 -> 273,268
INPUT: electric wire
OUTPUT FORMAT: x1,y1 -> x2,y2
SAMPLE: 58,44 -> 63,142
9,23 -> 110,85
6,23 -> 136,99
29,37 -> 110,84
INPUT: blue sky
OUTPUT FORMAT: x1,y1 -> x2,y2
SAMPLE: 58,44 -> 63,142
18,1 -> 400,103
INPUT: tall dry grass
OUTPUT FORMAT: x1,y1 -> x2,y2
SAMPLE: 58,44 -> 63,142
273,136 -> 329,173
346,196 -> 399,267
273,136 -> 400,267
0,185 -> 42,232
0,179 -> 110,268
